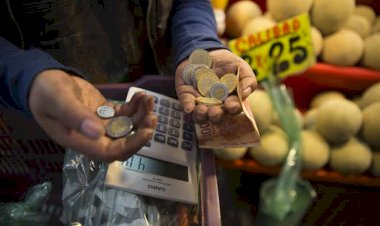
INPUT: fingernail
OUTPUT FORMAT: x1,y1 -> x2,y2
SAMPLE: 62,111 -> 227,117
81,119 -> 103,139
243,87 -> 252,96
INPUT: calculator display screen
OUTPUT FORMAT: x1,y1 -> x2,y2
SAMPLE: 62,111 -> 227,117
121,154 -> 189,182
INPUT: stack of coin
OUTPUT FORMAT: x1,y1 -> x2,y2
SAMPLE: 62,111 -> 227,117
183,49 -> 238,106
96,105 -> 135,139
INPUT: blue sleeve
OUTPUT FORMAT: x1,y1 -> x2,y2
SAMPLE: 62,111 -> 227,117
0,37 -> 82,116
171,0 -> 228,67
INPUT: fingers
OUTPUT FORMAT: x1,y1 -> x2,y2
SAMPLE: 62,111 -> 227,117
238,60 -> 257,99
105,112 -> 157,162
115,91 -> 149,116
50,111 -> 157,162
30,70 -> 105,139
179,92 -> 197,114
224,95 -> 242,115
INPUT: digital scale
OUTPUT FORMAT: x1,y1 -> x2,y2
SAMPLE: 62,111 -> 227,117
105,87 -> 199,204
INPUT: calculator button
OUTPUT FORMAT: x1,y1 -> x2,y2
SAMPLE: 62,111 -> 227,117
168,128 -> 179,137
181,141 -> 192,151
156,124 -> 167,134
160,99 -> 170,107
144,141 -> 151,147
182,131 -> 193,141
153,96 -> 158,104
154,133 -> 165,143
167,137 -> 179,147
158,115 -> 168,124
171,110 -> 181,120
169,118 -> 181,128
183,123 -> 194,132
171,102 -> 182,111
159,106 -> 170,116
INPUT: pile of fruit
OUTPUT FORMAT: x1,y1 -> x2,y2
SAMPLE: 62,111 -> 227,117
214,82 -> 380,177
215,0 -> 380,70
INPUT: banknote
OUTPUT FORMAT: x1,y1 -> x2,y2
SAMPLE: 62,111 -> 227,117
195,67 -> 261,148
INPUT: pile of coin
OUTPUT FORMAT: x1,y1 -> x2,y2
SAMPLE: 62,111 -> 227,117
183,49 -> 238,106
96,105 -> 134,139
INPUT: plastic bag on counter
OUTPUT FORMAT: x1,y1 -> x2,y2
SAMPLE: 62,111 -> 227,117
0,181 -> 52,226
62,149 -> 200,226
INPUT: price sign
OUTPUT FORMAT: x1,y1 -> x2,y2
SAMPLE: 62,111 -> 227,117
228,13 -> 315,81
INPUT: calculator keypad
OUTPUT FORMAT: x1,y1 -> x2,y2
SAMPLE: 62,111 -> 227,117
153,96 -> 194,152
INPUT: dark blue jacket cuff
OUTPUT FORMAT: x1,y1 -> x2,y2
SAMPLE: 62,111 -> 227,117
0,37 -> 82,116
171,0 -> 228,67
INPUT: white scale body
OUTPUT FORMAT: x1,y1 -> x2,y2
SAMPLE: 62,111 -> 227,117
105,87 -> 199,204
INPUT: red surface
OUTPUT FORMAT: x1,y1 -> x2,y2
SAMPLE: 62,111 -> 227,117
283,63 -> 380,111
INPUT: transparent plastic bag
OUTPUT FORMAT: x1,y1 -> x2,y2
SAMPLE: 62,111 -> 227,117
0,181 -> 52,226
254,63 -> 316,226
62,149 -> 200,226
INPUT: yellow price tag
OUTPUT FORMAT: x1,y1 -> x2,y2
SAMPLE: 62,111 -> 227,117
228,13 -> 315,81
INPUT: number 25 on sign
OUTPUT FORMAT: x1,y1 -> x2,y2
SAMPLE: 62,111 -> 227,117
228,13 -> 315,81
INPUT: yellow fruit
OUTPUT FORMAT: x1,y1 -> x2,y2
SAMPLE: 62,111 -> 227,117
301,130 -> 330,170
354,5 -> 376,25
272,108 -> 304,129
311,26 -> 323,57
213,147 -> 248,161
371,151 -> 380,177
248,126 -> 288,166
359,82 -> 380,109
225,0 -> 262,38
311,0 -> 355,35
303,108 -> 318,129
267,0 -> 313,22
315,99 -> 362,144
263,11 -> 275,22
361,102 -> 380,149
342,15 -> 371,38
361,33 -> 380,71
242,17 -> 276,36
322,29 -> 364,66
329,137 -> 372,175
372,16 -> 380,34
310,91 -> 345,109
247,89 -> 273,133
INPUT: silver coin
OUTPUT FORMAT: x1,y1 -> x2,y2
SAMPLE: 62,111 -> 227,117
96,105 -> 115,119
182,64 -> 197,85
189,49 -> 213,68
209,83 -> 229,101
190,64 -> 209,88
106,116 -> 134,138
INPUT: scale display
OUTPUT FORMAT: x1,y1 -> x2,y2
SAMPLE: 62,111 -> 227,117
121,154 -> 189,182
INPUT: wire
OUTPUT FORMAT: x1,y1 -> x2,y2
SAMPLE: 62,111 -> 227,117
4,0 -> 25,49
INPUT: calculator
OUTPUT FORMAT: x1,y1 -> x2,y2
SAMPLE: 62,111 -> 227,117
105,87 -> 199,204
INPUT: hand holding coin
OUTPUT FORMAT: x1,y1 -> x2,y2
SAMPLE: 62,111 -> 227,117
175,48 -> 257,123
29,70 -> 156,162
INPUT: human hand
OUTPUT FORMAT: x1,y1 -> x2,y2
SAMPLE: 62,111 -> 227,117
29,70 -> 157,162
175,49 -> 257,124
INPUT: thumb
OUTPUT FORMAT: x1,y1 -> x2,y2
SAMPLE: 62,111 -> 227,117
54,96 -> 105,139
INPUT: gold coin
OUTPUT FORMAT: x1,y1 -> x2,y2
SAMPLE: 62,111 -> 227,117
106,116 -> 134,138
195,96 -> 223,106
209,83 -> 229,101
196,69 -> 219,97
191,64 -> 209,88
220,73 -> 238,94
182,64 -> 197,85
189,49 -> 213,68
